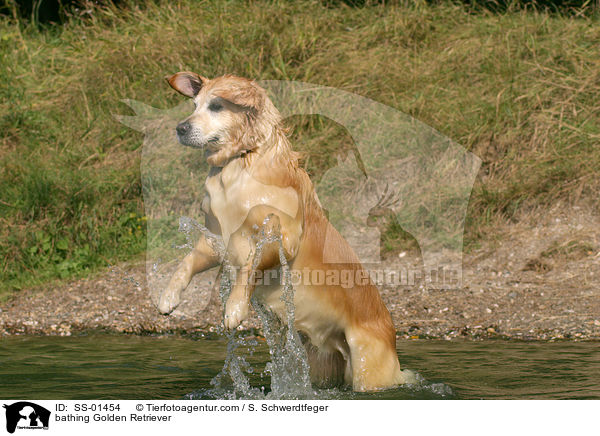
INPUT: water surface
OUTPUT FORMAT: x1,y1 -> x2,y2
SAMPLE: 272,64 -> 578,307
1,335 -> 598,399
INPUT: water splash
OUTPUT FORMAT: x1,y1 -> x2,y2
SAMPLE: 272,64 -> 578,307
177,216 -> 225,261
172,215 -> 452,400
203,214 -> 314,399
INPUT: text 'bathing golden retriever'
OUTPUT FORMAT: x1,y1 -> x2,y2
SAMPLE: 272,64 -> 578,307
158,72 -> 407,391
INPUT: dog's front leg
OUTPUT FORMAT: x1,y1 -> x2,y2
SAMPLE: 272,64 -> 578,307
224,207 -> 301,329
224,225 -> 273,330
158,233 -> 220,314
224,263 -> 256,329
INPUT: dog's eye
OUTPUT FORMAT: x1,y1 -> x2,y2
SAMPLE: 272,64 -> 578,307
208,100 -> 224,112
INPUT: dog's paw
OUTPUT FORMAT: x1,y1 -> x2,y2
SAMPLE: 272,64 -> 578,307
224,299 -> 249,330
157,286 -> 182,315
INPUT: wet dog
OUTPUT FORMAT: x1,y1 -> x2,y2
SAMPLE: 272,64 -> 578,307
157,72 -> 406,391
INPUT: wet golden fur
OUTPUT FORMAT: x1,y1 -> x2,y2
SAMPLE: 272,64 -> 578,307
159,72 -> 405,391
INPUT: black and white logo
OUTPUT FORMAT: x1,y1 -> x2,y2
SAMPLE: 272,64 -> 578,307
3,402 -> 50,434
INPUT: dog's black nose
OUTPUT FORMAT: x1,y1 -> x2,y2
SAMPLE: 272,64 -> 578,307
176,121 -> 191,136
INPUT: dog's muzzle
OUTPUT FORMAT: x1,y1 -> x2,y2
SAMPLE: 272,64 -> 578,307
176,121 -> 220,149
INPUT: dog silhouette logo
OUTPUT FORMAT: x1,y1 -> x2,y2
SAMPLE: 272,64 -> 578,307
3,402 -> 50,434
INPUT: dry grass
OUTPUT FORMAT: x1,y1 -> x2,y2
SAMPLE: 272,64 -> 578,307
0,0 -> 599,295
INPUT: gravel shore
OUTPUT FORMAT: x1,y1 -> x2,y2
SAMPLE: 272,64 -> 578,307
2,206 -> 599,341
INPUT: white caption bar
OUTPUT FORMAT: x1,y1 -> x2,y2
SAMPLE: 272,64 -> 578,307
0,400 -> 597,436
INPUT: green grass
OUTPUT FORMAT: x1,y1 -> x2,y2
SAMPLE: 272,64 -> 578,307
1,0 -> 599,296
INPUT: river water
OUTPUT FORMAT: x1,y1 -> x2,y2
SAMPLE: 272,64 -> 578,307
1,334 -> 598,399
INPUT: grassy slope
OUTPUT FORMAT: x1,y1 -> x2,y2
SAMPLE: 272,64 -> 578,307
0,0 -> 598,296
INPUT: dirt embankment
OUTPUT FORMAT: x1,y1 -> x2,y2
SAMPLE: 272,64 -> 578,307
2,205 -> 599,340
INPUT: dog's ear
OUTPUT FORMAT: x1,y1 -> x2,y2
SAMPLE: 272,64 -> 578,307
215,83 -> 263,113
165,72 -> 206,98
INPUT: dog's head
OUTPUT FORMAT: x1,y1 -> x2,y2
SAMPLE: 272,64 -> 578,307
166,72 -> 279,166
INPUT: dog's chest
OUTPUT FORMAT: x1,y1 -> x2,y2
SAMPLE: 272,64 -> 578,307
204,164 -> 299,246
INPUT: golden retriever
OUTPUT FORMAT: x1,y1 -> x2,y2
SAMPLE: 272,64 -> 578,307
157,72 -> 407,391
